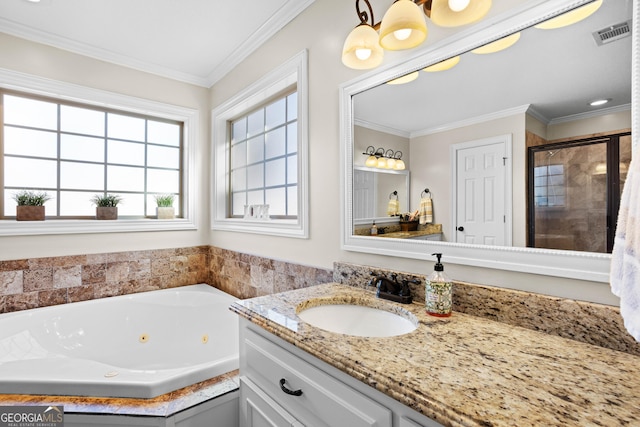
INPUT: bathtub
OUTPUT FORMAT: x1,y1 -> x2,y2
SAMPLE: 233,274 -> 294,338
0,284 -> 239,399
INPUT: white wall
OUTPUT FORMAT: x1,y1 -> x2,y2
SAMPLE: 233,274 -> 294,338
0,33 -> 211,259
208,0 -> 619,305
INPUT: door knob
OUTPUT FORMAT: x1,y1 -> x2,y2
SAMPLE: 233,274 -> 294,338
457,226 -> 464,232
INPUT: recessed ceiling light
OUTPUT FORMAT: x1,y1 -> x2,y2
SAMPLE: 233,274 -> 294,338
24,0 -> 42,3
589,99 -> 611,106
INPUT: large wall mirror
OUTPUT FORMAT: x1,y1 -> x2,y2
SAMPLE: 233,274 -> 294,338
340,0 -> 634,282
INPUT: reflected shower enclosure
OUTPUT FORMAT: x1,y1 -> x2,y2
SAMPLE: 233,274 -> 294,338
527,132 -> 631,253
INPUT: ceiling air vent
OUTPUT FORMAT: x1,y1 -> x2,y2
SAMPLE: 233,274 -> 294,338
593,20 -> 632,46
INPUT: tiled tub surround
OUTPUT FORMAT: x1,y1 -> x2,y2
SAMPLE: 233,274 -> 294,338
0,246 -> 333,314
232,283 -> 640,427
0,246 -> 209,314
334,261 -> 640,356
209,246 -> 333,299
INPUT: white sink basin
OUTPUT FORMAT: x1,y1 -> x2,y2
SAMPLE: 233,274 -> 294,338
297,303 -> 417,337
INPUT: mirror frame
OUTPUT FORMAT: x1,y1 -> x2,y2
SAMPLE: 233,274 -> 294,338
340,0 -> 634,283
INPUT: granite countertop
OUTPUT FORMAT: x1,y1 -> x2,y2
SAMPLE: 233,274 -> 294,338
230,283 -> 640,427
377,230 -> 442,238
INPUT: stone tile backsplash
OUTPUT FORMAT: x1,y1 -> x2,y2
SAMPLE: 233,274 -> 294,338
334,261 -> 640,356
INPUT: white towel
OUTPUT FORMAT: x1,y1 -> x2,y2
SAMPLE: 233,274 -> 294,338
418,197 -> 432,225
387,199 -> 399,216
611,156 -> 640,342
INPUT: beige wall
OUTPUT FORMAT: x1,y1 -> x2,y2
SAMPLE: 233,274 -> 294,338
410,114 -> 527,245
0,0 -> 620,305
0,33 -> 211,259
208,0 -> 617,305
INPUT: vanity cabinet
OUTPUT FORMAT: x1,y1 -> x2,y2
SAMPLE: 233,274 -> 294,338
239,319 -> 443,427
409,233 -> 442,241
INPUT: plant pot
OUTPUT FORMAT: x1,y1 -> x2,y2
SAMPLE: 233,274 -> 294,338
16,205 -> 45,221
96,207 -> 118,220
156,206 -> 175,219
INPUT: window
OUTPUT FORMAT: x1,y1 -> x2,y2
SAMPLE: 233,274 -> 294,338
0,68 -> 198,236
212,50 -> 308,238
230,92 -> 298,219
533,163 -> 565,207
2,91 -> 182,218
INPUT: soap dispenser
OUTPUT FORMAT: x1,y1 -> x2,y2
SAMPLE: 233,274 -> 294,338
425,253 -> 452,317
370,221 -> 378,236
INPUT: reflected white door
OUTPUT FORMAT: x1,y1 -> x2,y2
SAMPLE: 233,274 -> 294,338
353,169 -> 377,219
452,135 -> 512,246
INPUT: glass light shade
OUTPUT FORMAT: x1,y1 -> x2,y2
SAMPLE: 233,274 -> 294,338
365,155 -> 378,167
379,0 -> 428,51
386,158 -> 397,169
448,0 -> 470,12
534,0 -> 602,30
394,159 -> 406,170
342,24 -> 384,70
471,32 -> 520,54
423,56 -> 460,72
429,0 -> 492,27
387,71 -> 419,85
377,157 -> 388,168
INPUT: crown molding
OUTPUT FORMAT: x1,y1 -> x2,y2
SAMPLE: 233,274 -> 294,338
0,0 -> 315,88
411,104 -> 531,138
548,103 -> 632,125
354,119 -> 411,138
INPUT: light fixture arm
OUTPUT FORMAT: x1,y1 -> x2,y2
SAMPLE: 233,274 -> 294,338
356,0 -> 376,26
354,0 -> 432,30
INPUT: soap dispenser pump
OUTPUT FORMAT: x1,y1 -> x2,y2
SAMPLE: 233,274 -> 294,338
425,253 -> 452,317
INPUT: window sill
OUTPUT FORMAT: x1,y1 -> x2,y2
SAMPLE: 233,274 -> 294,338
212,218 -> 307,238
0,218 -> 197,236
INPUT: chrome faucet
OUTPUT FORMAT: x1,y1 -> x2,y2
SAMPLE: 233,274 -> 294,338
368,272 -> 418,304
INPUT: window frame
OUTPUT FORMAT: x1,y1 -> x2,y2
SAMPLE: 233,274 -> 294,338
211,50 -> 309,238
0,68 -> 198,236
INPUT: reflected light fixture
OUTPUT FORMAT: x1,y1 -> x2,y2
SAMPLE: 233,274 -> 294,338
534,0 -> 602,30
362,146 -> 406,170
471,32 -> 520,54
589,98 -> 611,106
387,71 -> 420,84
423,55 -> 460,72
342,0 -> 492,70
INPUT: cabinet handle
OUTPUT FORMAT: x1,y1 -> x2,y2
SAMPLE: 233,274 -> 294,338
279,378 -> 303,396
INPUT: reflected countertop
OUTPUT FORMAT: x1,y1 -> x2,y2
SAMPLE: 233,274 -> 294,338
230,283 -> 640,427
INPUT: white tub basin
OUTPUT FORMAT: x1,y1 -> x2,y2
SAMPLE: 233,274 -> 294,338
297,303 -> 417,337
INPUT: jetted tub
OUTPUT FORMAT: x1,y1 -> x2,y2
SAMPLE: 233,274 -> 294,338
0,284 -> 239,398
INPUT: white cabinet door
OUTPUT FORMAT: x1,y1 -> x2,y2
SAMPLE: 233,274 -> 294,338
240,376 -> 304,427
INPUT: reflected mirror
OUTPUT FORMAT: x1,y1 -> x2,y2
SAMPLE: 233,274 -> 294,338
341,0 -> 633,282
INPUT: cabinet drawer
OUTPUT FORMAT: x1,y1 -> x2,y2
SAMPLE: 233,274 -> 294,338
240,376 -> 304,427
244,328 -> 391,427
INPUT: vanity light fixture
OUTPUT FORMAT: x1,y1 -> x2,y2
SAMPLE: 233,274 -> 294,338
363,146 -> 406,170
534,0 -> 602,30
342,0 -> 492,70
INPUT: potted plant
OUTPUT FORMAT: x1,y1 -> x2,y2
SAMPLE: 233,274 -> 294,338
12,190 -> 52,221
91,194 -> 122,220
154,194 -> 175,219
